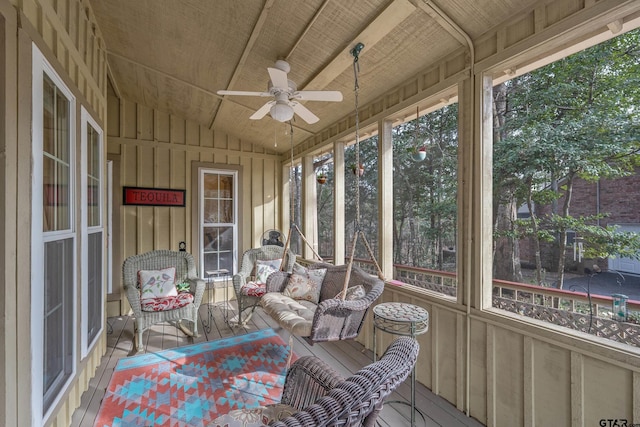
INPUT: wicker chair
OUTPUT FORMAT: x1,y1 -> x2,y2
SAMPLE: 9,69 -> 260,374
232,246 -> 297,325
261,263 -> 384,342
123,250 -> 205,352
269,336 -> 420,427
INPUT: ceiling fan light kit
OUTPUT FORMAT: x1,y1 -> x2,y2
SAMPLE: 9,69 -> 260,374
270,101 -> 294,122
217,60 -> 343,124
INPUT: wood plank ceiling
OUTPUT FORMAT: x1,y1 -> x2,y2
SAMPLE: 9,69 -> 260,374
90,0 -> 536,153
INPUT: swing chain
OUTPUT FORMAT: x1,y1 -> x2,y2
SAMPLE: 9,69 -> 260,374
352,44 -> 363,228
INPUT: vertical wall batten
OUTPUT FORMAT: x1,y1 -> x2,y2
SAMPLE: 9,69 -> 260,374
523,336 -> 534,427
571,352 -> 584,426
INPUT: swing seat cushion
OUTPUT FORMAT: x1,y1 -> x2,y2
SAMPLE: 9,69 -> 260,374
261,263 -> 385,342
261,293 -> 316,337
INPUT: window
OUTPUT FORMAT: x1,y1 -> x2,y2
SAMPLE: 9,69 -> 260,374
392,104 -> 459,297
490,28 -> 640,346
315,153 -> 334,259
81,107 -> 104,357
31,45 -> 77,419
289,163 -> 303,255
199,169 -> 237,277
345,138 -> 379,261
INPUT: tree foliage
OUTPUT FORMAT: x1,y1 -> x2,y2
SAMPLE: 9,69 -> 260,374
493,28 -> 640,287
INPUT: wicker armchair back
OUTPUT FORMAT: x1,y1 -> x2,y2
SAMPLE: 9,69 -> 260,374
123,250 -> 205,352
270,337 -> 420,427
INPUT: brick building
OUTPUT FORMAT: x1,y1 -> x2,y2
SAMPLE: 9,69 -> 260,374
519,169 -> 640,274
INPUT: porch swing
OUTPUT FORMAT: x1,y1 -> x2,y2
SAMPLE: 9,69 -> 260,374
261,43 -> 385,343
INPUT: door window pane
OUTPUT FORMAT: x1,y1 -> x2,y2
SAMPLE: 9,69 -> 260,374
200,170 -> 237,277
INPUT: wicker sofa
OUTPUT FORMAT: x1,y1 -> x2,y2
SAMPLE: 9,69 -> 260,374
123,250 -> 205,352
208,337 -> 419,427
261,263 -> 384,342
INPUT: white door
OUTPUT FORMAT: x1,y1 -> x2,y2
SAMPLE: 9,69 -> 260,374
609,224 -> 640,274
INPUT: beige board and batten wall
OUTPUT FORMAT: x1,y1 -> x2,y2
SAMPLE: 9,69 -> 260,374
4,0 -> 108,426
106,88 -> 284,313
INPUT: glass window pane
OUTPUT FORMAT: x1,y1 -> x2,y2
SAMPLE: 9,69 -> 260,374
316,154 -> 334,259
203,227 -> 234,272
390,104 -> 459,296
87,232 -> 102,344
56,91 -> 70,163
344,138 -> 379,262
87,123 -> 101,227
203,174 -> 218,197
43,76 -> 55,155
203,200 -> 219,223
220,200 -> 233,223
42,74 -> 71,233
43,238 -> 74,410
220,175 -> 233,198
490,28 -> 640,347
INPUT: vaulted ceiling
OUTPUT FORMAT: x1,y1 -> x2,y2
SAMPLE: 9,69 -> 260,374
91,0 -> 536,153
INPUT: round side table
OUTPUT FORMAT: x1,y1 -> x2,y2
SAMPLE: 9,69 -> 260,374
373,302 -> 429,426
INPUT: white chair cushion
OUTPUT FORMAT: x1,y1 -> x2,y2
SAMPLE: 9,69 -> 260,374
261,292 -> 316,337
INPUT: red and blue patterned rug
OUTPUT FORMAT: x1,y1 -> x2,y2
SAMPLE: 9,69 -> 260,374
95,329 -> 294,427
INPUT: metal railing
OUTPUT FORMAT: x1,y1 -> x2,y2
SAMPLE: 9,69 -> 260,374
309,257 -> 640,347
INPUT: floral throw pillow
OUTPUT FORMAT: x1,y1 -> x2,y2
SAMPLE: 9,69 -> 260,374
138,267 -> 177,300
209,404 -> 296,427
283,268 -> 327,304
255,263 -> 278,284
256,258 -> 282,272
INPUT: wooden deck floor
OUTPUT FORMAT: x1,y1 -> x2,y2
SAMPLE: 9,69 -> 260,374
71,302 -> 484,427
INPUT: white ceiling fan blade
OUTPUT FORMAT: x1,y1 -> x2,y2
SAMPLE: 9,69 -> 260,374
291,102 -> 319,124
267,67 -> 289,89
293,90 -> 343,102
217,90 -> 271,97
250,101 -> 275,120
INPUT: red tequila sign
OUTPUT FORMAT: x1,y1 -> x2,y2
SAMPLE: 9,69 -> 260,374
123,187 -> 185,207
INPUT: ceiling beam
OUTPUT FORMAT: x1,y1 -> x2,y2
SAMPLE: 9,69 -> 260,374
302,0 -> 416,90
106,51 -> 219,96
285,0 -> 332,61
412,0 -> 470,48
208,0 -> 277,129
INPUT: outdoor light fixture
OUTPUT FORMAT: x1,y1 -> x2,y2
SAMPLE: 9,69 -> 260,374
270,101 -> 294,122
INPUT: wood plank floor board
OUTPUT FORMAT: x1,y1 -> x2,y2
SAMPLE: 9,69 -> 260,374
71,308 -> 483,427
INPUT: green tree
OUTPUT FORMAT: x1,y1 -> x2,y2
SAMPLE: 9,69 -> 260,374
494,29 -> 640,288
393,104 -> 458,270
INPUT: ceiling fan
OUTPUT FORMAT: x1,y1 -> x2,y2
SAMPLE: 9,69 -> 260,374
217,60 -> 343,124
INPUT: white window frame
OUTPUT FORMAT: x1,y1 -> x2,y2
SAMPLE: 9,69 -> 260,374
31,44 -> 77,425
198,168 -> 238,278
80,107 -> 104,358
